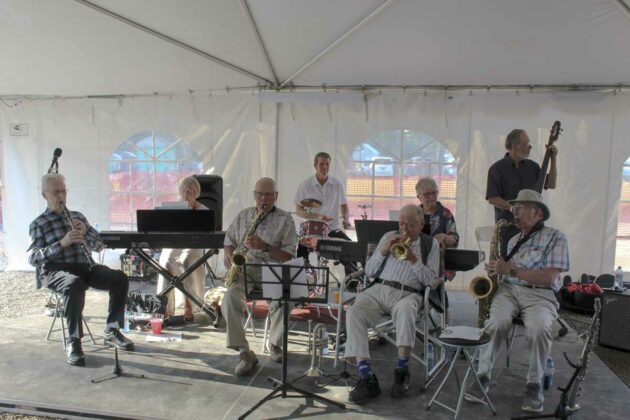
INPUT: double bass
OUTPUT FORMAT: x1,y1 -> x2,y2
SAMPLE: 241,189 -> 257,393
534,120 -> 562,193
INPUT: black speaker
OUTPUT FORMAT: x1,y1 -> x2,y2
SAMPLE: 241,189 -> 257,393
599,291 -> 630,351
194,175 -> 223,230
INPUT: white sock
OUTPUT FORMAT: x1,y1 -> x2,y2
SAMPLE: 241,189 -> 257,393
239,346 -> 250,355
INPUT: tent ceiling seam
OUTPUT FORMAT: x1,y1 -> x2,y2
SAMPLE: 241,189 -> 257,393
279,0 -> 397,87
613,0 -> 630,20
2,83 -> 628,102
71,0 -> 273,86
239,0 -> 279,86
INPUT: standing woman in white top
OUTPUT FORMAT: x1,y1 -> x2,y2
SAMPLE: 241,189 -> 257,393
156,176 -> 207,322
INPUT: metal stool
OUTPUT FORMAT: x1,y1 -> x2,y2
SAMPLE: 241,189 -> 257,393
45,291 -> 96,347
427,328 -> 496,419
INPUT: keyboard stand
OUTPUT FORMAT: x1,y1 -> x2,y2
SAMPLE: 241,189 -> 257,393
132,247 -> 217,318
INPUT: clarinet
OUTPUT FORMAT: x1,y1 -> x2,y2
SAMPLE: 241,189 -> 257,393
60,201 -> 98,270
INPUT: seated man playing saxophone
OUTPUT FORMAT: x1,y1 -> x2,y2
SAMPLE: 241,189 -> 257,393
344,204 -> 440,404
222,177 -> 298,376
467,189 -> 569,413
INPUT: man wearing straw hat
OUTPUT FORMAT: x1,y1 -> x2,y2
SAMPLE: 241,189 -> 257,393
468,189 -> 569,413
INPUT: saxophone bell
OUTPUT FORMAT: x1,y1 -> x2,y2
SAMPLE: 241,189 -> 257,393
225,204 -> 267,287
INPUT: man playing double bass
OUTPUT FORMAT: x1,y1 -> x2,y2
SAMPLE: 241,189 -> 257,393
486,128 -> 558,257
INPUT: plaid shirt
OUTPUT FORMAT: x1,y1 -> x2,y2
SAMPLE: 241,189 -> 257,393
28,208 -> 103,267
504,226 -> 570,291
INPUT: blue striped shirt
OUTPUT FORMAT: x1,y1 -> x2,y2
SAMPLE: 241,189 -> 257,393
504,226 -> 569,291
28,208 -> 103,267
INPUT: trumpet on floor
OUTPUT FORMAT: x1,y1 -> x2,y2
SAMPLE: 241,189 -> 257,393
305,322 -> 328,377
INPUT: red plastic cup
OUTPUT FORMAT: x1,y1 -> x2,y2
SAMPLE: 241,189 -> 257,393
150,318 -> 163,334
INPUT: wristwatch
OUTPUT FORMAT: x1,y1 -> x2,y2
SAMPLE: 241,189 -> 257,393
263,243 -> 272,253
509,266 -> 518,277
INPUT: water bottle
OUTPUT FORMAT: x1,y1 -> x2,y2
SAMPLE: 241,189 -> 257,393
427,342 -> 435,371
94,223 -> 100,232
543,357 -> 555,390
123,309 -> 130,333
614,266 -> 624,291
322,331 -> 330,355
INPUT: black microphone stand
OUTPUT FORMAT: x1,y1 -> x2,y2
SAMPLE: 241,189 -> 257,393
91,347 -> 146,384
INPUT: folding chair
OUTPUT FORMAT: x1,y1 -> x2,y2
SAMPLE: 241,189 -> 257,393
45,291 -> 96,347
333,273 -> 448,392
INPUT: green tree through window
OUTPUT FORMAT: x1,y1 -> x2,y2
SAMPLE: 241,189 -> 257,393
109,131 -> 202,230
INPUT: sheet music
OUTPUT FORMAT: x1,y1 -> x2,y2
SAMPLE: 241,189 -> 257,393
261,258 -> 310,299
440,326 -> 483,341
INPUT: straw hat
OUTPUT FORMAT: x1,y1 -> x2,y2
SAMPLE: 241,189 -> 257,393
508,189 -> 550,221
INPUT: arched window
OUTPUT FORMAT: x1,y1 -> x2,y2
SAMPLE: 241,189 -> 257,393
616,157 -> 630,270
109,131 -> 203,230
346,129 -> 457,221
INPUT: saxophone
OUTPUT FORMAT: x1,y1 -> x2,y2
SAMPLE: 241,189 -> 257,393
224,206 -> 267,287
560,298 -> 601,417
469,219 -> 511,327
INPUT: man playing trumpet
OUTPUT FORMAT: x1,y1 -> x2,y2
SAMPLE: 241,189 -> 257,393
468,189 -> 569,413
222,177 -> 298,376
28,174 -> 134,366
344,205 -> 440,404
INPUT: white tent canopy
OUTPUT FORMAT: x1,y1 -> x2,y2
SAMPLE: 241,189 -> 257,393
1,0 -> 629,286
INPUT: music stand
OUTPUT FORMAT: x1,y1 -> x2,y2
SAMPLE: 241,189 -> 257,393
238,261 -> 345,419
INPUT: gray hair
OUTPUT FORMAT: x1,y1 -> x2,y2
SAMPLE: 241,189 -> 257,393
313,152 -> 331,166
415,177 -> 438,195
41,173 -> 65,191
400,204 -> 424,222
505,129 -> 525,150
255,177 -> 277,192
179,176 -> 201,198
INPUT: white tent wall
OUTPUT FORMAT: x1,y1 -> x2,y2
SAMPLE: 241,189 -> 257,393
1,91 -> 629,287
1,94 -> 275,271
277,91 -> 630,289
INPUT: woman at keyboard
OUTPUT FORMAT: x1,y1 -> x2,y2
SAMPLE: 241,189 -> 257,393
156,176 -> 208,322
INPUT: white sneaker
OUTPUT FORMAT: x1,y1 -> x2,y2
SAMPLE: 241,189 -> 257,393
235,350 -> 259,376
521,383 -> 544,413
269,344 -> 283,363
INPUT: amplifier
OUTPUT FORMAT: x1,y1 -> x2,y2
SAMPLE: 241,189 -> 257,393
599,291 -> 630,351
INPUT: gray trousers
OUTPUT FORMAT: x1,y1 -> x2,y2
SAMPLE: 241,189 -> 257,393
478,283 -> 558,384
221,269 -> 283,351
345,284 -> 423,360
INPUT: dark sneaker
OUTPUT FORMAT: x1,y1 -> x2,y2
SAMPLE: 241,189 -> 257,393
66,338 -> 85,366
390,368 -> 410,398
521,382 -> 544,413
104,329 -> 135,351
349,374 -> 381,404
464,373 -> 490,403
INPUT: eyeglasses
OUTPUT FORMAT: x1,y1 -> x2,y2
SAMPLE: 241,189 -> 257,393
254,191 -> 277,199
46,189 -> 68,196
418,191 -> 438,198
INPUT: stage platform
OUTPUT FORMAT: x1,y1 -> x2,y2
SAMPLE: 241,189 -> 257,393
1,290 -> 627,420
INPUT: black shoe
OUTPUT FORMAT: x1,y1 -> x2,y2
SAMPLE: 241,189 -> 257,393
348,374 -> 381,404
65,338 -> 85,366
104,329 -> 135,351
390,368 -> 410,398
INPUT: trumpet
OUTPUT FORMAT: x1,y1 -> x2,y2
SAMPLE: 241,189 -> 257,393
60,201 -> 97,270
390,230 -> 411,260
305,321 -> 328,377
